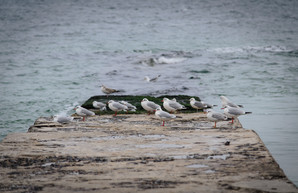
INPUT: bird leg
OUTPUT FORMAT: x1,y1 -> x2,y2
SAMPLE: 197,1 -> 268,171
113,111 -> 117,116
161,121 -> 165,126
214,122 -> 217,128
230,118 -> 234,124
83,117 -> 85,121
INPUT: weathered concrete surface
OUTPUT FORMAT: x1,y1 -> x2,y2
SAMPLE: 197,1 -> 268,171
0,113 -> 297,193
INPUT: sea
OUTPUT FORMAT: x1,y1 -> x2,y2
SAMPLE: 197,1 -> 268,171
0,0 -> 297,186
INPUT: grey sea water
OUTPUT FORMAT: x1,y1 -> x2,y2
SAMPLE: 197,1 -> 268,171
0,0 -> 297,186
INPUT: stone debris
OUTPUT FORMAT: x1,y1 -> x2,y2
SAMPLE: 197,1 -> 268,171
0,113 -> 297,193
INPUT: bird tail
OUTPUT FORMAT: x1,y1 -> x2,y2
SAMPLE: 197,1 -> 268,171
245,112 -> 252,114
238,105 -> 244,108
115,89 -> 124,93
176,116 -> 183,118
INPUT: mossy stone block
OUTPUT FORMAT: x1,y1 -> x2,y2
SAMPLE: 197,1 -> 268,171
81,95 -> 201,115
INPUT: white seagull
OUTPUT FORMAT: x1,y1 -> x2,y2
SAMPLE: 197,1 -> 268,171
108,100 -> 128,116
190,98 -> 208,112
101,85 -> 119,96
223,106 -> 251,124
144,75 -> 161,82
92,101 -> 107,111
119,101 -> 137,112
206,109 -> 228,128
162,98 -> 186,113
155,107 -> 177,126
220,96 -> 243,108
53,115 -> 74,124
74,106 -> 95,121
141,98 -> 161,115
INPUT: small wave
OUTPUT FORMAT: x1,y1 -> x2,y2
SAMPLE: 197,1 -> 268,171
137,56 -> 187,66
156,56 -> 187,64
210,45 -> 294,54
134,51 -> 191,66
146,86 -> 189,96
276,50 -> 298,58
137,55 -> 187,66
189,70 -> 210,74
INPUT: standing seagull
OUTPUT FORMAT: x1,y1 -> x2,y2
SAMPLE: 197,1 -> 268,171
220,96 -> 243,108
141,98 -> 161,115
206,109 -> 228,128
162,98 -> 186,113
74,106 -> 95,121
101,85 -> 119,96
223,106 -> 251,124
108,100 -> 128,116
190,98 -> 208,112
155,107 -> 177,126
119,101 -> 137,112
92,101 -> 106,111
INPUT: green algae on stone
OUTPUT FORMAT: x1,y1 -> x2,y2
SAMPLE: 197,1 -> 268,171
81,95 -> 201,115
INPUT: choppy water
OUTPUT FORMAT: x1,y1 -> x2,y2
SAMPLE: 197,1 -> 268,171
0,0 -> 298,186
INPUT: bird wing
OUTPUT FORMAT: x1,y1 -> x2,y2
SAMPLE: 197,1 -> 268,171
212,112 -> 226,121
228,107 -> 244,115
113,102 -> 127,110
168,101 -> 183,109
147,101 -> 160,109
150,75 -> 160,82
94,102 -> 105,108
194,101 -> 205,108
122,102 -> 136,109
81,108 -> 95,116
106,87 -> 118,93
226,101 -> 239,108
158,111 -> 176,119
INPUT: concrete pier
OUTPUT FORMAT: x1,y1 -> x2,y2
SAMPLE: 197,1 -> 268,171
0,112 -> 297,192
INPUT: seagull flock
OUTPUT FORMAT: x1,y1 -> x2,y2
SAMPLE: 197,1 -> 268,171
54,86 -> 251,128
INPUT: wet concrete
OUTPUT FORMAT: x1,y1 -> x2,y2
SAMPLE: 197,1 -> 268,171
0,113 -> 297,192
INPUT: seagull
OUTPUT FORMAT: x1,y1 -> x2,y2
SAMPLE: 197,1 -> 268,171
141,98 -> 161,115
162,98 -> 186,113
108,100 -> 128,116
53,115 -> 74,124
101,85 -> 119,96
206,109 -> 228,128
155,107 -> 177,126
144,75 -> 161,82
190,98 -> 208,112
74,106 -> 95,121
220,96 -> 243,108
119,101 -> 137,112
223,105 -> 251,124
92,101 -> 106,111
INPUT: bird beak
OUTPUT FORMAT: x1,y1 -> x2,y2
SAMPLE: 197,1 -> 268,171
161,100 -> 164,102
